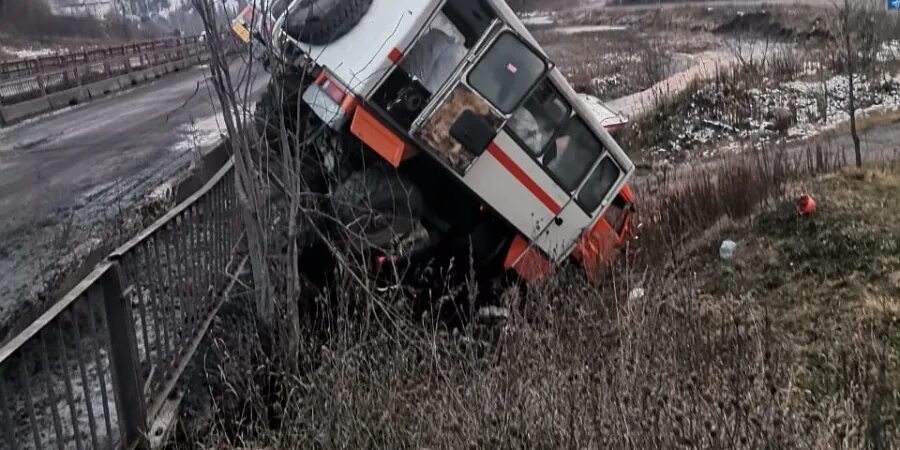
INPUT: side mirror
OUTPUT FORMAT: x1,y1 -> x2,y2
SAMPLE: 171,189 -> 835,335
450,109 -> 496,156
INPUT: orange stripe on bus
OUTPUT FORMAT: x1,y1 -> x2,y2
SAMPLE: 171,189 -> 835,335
487,142 -> 562,215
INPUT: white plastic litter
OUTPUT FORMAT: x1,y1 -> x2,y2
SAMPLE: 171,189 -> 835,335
628,288 -> 646,301
720,240 -> 737,260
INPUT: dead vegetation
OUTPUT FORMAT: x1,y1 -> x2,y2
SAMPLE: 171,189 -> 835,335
536,26 -> 719,100
537,1 -> 899,165
614,49 -> 806,161
614,7 -> 900,163
174,96 -> 900,448
166,1 -> 900,448
568,2 -> 833,40
694,167 -> 900,447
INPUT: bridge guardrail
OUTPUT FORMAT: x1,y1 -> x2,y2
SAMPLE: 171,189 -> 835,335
0,41 -> 208,106
0,33 -> 241,125
0,156 -> 240,449
0,37 -> 203,82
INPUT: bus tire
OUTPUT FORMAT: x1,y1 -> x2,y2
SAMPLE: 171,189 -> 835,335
332,164 -> 423,249
286,0 -> 374,46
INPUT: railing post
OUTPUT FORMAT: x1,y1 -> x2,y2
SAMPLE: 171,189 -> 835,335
35,74 -> 47,97
101,262 -> 148,449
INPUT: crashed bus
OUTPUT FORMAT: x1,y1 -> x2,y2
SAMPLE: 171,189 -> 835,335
236,0 -> 637,297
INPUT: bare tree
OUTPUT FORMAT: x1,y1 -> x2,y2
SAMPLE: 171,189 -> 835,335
190,0 -> 277,329
828,0 -> 882,168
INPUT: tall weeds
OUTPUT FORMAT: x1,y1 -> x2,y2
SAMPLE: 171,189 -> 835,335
176,2 -> 896,446
633,138 -> 844,268
175,112 -> 890,448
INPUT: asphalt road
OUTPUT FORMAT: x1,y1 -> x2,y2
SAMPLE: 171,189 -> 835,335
0,57 -> 268,338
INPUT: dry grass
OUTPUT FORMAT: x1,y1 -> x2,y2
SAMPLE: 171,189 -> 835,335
170,127 -> 900,448
692,167 -> 900,447
168,4 -> 900,445
614,46 -> 807,161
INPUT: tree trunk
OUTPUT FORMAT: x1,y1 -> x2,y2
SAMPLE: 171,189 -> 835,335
191,0 -> 276,326
849,74 -> 862,168
840,7 -> 863,170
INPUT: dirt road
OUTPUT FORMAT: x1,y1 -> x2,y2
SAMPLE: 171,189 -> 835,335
0,57 -> 268,338
607,50 -> 733,119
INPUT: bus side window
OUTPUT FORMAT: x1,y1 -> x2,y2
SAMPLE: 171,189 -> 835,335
506,79 -> 570,156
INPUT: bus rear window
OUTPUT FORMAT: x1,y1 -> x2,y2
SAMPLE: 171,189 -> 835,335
467,32 -> 546,114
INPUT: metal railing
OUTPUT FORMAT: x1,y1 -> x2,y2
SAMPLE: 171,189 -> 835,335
0,42 -> 209,105
0,37 -> 203,82
0,158 -> 241,449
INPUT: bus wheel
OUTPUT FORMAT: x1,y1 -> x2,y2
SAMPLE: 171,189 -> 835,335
331,163 -> 423,250
285,0 -> 374,46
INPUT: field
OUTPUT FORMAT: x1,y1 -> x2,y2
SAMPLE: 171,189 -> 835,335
528,2 -> 900,165
174,146 -> 900,447
155,2 -> 900,448
3,0 -> 882,447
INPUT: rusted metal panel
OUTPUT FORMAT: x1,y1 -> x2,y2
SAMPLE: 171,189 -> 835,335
416,83 -> 503,174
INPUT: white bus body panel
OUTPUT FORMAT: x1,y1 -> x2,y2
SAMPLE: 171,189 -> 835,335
534,200 -> 593,261
279,0 -> 439,96
276,0 -> 635,264
464,131 -> 569,240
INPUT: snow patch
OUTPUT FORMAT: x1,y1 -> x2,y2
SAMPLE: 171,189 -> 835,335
172,114 -> 226,153
148,181 -> 174,203
878,40 -> 900,64
520,12 -> 555,26
0,46 -> 62,60
554,25 -> 628,35
646,71 -> 900,160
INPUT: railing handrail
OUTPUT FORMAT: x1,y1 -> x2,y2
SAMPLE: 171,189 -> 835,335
0,147 -> 239,449
111,157 -> 234,259
0,35 -> 201,70
0,261 -> 111,364
0,41 -> 207,89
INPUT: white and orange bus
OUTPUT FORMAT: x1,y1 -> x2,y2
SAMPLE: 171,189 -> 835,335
248,0 -> 636,288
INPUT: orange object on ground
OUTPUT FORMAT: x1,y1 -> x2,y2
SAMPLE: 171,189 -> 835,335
797,195 -> 816,217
